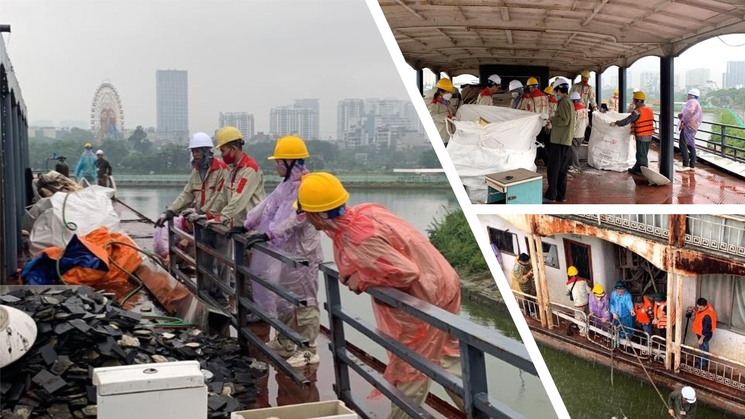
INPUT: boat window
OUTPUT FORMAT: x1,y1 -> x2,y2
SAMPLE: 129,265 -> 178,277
542,243 -> 560,269
487,227 -> 518,256
699,274 -> 745,334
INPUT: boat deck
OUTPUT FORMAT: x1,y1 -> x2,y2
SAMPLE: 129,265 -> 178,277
535,142 -> 745,204
112,199 -> 460,419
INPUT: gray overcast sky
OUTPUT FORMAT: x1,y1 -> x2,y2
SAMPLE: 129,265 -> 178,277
2,0 -> 409,137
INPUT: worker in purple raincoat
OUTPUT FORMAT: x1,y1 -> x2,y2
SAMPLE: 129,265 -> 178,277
677,88 -> 703,172
588,284 -> 611,331
226,135 -> 323,368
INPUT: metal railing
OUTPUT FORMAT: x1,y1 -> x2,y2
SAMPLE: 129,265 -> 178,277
512,290 -> 540,321
685,215 -> 745,257
650,335 -> 667,364
167,218 -> 540,418
572,214 -> 670,240
548,301 -> 588,335
653,112 -> 745,164
679,344 -> 745,392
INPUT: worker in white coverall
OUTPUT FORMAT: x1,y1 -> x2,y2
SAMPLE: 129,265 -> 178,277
509,80 -> 529,111
154,132 -> 230,304
427,78 -> 456,146
226,135 -> 323,368
569,92 -> 589,174
190,126 -> 266,311
476,74 -> 501,106
294,172 -> 464,419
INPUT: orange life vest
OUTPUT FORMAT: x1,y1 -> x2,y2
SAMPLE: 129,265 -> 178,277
654,301 -> 676,328
692,304 -> 717,336
634,296 -> 653,324
633,106 -> 655,137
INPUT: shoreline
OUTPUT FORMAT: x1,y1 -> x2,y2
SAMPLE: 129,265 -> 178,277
116,181 -> 453,190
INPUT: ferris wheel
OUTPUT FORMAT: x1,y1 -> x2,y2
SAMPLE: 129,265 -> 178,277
90,82 -> 124,142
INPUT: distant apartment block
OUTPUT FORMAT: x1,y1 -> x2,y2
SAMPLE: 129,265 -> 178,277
686,68 -> 710,90
724,61 -> 745,89
269,106 -> 317,140
337,99 -> 366,141
640,72 -> 660,93
219,112 -> 255,139
156,70 -> 189,137
294,99 -> 320,139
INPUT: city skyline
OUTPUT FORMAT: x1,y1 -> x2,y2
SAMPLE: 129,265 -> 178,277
3,0 -> 409,140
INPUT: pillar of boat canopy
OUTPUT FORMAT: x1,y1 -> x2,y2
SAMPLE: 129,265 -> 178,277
672,268 -> 684,373
660,56 -> 675,180
416,68 -> 424,96
595,71 -> 602,108
434,70 -> 441,82
618,66 -> 627,114
528,233 -> 551,329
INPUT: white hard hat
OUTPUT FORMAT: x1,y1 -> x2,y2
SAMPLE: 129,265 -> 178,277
487,74 -> 501,85
508,80 -> 523,91
681,386 -> 696,403
570,92 -> 581,101
632,87 -> 640,93
552,77 -> 570,89
96,149 -> 104,155
688,88 -> 700,97
189,132 -> 213,149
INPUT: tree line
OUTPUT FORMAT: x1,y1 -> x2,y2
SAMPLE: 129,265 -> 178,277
29,126 -> 443,175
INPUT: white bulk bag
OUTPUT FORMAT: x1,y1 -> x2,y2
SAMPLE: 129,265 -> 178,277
29,187 -> 121,254
449,105 -> 543,203
588,111 -> 636,172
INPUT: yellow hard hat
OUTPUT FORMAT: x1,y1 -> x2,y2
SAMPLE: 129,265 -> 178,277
613,89 -> 619,95
567,266 -> 578,276
592,284 -> 605,296
84,143 -> 92,148
633,91 -> 646,101
543,86 -> 554,95
294,172 -> 349,213
526,77 -> 539,87
435,78 -> 455,93
215,126 -> 243,149
268,135 -> 309,160
581,70 -> 591,79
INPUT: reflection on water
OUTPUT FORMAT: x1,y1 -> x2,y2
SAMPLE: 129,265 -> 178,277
116,186 -> 557,418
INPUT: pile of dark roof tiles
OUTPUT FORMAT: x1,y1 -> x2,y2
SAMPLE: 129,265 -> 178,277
1,287 -> 266,418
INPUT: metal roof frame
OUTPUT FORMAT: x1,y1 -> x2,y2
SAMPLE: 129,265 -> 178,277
379,0 -> 745,77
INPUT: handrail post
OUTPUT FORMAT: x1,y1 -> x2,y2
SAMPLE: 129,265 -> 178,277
194,221 -> 204,295
460,342 -> 488,419
234,239 -> 248,351
720,123 -> 727,158
167,216 -> 176,274
323,269 -> 352,403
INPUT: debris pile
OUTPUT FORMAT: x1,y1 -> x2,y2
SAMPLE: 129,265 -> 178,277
1,287 -> 266,418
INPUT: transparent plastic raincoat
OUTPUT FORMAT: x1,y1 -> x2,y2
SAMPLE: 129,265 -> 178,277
243,164 -> 323,317
318,203 -> 461,387
74,149 -> 98,183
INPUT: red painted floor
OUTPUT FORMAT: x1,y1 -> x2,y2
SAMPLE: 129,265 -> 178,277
537,143 -> 745,204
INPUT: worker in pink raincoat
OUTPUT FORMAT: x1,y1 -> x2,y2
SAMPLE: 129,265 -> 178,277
293,172 -> 464,419
226,136 -> 324,368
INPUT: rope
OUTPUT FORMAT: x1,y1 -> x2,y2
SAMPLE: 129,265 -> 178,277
614,321 -> 671,412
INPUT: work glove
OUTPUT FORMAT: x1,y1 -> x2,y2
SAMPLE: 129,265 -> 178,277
610,121 -> 618,127
245,233 -> 270,248
186,212 -> 207,224
181,208 -> 198,217
204,218 -> 226,228
225,226 -> 248,239
154,210 -> 175,228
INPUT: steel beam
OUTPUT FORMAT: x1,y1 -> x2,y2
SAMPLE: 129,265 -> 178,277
618,66 -> 627,113
659,56 -> 675,180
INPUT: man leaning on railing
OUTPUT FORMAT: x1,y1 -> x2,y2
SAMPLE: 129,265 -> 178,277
294,172 -> 465,419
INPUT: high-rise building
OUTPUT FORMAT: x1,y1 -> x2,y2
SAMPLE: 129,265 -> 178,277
219,112 -> 255,139
640,72 -> 659,93
337,99 -> 365,141
724,61 -> 745,88
156,70 -> 189,137
269,106 -> 317,140
294,99 -> 320,139
686,68 -> 710,89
